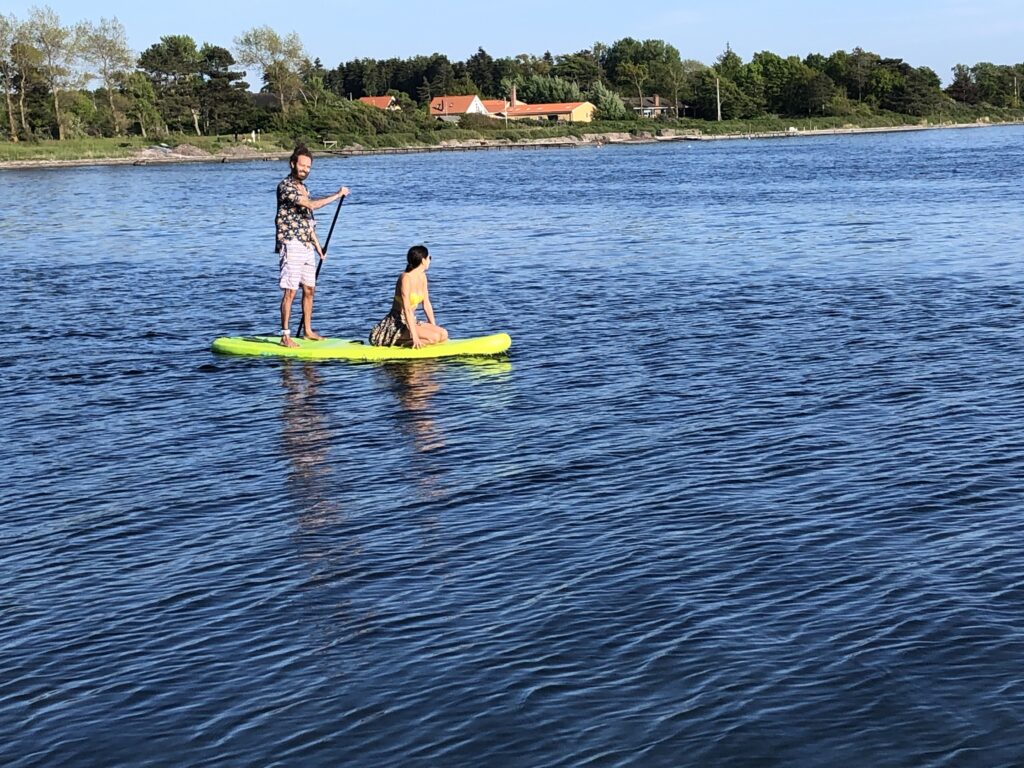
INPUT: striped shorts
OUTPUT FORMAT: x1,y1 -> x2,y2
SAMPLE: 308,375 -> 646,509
278,240 -> 317,290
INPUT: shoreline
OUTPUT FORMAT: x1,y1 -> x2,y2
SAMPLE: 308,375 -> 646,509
1,120 -> 1019,170
676,120 -> 1023,142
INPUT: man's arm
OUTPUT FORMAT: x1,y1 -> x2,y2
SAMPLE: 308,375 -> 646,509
297,186 -> 350,211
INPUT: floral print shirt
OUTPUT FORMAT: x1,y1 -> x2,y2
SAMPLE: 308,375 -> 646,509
275,176 -> 315,253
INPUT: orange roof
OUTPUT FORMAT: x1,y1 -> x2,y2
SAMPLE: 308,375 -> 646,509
505,102 -> 590,116
429,95 -> 480,114
359,96 -> 395,109
481,99 -> 509,114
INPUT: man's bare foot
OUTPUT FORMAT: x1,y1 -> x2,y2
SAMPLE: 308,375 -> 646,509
281,335 -> 299,348
304,330 -> 325,341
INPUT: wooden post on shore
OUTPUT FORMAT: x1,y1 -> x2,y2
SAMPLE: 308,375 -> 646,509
716,78 -> 722,122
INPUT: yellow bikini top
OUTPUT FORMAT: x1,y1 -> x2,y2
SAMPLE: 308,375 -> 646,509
395,291 -> 424,306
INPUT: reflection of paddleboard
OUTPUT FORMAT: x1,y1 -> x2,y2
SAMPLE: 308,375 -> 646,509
211,333 -> 511,361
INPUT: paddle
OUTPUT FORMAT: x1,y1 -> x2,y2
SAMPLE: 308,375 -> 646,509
298,193 -> 345,337
317,193 -> 346,278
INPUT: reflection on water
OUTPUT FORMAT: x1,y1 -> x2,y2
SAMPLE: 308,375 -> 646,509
12,130 -> 1024,766
378,361 -> 445,454
280,362 -> 339,530
457,357 -> 513,378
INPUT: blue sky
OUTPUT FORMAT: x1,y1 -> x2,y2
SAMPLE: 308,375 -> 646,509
7,0 -> 1023,84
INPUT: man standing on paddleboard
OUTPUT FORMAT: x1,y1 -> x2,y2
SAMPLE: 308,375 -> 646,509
276,143 -> 349,347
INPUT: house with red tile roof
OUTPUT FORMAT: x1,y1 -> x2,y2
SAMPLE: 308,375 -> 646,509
503,101 -> 596,123
481,99 -> 510,114
429,95 -> 489,121
359,95 -> 400,111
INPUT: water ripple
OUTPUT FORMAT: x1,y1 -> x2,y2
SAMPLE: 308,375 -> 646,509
4,126 -> 1024,767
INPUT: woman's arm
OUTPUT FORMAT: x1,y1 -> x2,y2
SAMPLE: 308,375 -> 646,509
422,281 -> 437,326
400,275 -> 422,348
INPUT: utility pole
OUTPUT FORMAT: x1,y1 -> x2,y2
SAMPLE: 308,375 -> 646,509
716,77 -> 722,121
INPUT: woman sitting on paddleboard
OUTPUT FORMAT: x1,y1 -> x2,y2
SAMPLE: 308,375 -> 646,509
369,245 -> 449,348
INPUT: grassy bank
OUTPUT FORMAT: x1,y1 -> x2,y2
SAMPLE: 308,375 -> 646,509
3,108 -> 1024,164
0,135 -> 282,162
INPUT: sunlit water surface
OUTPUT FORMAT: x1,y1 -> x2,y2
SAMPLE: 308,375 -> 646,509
3,126 -> 1024,766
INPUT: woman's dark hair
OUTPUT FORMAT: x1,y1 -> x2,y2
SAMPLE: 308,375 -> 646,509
289,143 -> 312,167
405,245 -> 429,272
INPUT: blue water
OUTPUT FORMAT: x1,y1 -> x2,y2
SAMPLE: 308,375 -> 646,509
4,125 -> 1024,767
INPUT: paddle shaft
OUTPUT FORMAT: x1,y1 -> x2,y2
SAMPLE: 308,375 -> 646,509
298,194 -> 345,336
317,193 -> 345,278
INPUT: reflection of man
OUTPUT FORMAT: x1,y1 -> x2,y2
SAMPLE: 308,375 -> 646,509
275,143 -> 349,347
280,365 -> 341,543
280,364 -> 331,486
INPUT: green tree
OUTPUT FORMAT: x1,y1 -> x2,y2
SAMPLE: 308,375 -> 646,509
10,28 -> 44,137
234,26 -> 306,115
848,47 -> 880,101
823,50 -> 849,93
896,66 -> 942,115
416,76 -> 432,104
619,61 -> 649,103
710,47 -> 759,118
466,47 -> 497,96
27,5 -> 80,140
867,58 -> 903,107
515,73 -> 582,103
658,55 -> 700,117
77,17 -> 134,135
803,53 -> 827,72
492,55 -> 531,89
139,34 -> 203,134
971,62 -> 1016,106
643,40 -> 684,106
552,49 -> 603,91
714,44 -> 744,82
806,71 -> 835,114
946,64 -> 977,104
586,79 -> 627,119
508,53 -> 552,79
749,51 -> 788,113
449,59 -> 477,95
677,59 -> 707,117
119,70 -> 159,137
198,43 -> 250,134
693,70 -> 752,120
298,56 -> 328,107
603,37 -> 643,88
435,55 -> 462,94
0,13 -> 19,140
735,59 -> 766,114
333,57 -> 362,98
62,88 -> 96,137
605,37 -> 684,107
868,59 -> 942,115
361,59 -> 388,96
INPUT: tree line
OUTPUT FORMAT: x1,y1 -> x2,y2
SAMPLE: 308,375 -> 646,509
2,5 -> 1023,142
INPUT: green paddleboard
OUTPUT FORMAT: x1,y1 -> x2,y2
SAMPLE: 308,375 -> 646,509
211,333 -> 511,361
